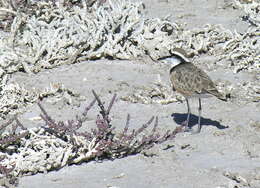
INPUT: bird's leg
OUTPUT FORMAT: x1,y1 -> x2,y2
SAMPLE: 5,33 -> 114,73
182,98 -> 191,131
196,98 -> 202,133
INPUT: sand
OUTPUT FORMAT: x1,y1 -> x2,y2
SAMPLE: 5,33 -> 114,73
4,0 -> 260,187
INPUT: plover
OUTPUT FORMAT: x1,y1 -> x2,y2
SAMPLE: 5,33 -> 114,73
164,48 -> 226,133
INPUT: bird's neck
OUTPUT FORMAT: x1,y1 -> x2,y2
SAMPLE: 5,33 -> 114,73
169,57 -> 183,69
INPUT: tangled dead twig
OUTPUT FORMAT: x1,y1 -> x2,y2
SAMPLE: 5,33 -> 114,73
39,90 -> 182,159
0,90 -> 182,180
0,116 -> 28,147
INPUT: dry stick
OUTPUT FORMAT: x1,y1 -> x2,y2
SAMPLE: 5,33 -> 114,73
0,116 -> 29,144
11,123 -> 18,135
151,116 -> 158,133
35,91 -> 183,161
82,98 -> 96,117
0,131 -> 29,145
74,98 -> 97,128
15,117 -> 27,130
76,98 -> 97,126
11,118 -> 19,135
93,91 -> 118,142
92,90 -> 107,117
37,102 -> 54,123
92,90 -> 116,128
122,116 -> 156,151
145,116 -> 160,142
106,94 -> 117,116
118,114 -> 130,141
38,103 -> 72,132
38,103 -> 67,137
124,114 -> 130,134
0,117 -> 16,132
105,94 -> 117,127
157,125 -> 183,144
134,116 -> 154,137
92,90 -> 105,110
15,118 -> 25,130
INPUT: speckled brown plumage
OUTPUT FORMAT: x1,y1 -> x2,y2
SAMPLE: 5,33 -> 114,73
170,62 -> 226,100
168,49 -> 226,133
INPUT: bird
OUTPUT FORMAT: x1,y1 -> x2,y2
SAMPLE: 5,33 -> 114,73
163,48 -> 226,133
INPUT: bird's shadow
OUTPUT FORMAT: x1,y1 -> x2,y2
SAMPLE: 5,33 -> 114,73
171,113 -> 228,130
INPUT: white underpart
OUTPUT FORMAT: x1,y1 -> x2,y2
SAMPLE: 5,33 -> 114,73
162,56 -> 183,69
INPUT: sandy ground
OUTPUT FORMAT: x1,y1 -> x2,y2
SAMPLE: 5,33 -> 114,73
6,0 -> 260,187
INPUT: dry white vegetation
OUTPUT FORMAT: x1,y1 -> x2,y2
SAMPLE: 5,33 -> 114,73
0,0 -> 259,185
0,0 -> 259,114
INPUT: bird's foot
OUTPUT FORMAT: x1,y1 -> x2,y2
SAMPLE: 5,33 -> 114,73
181,121 -> 202,134
181,120 -> 192,132
183,127 -> 200,134
190,128 -> 200,134
189,123 -> 202,134
181,120 -> 188,127
187,125 -> 202,134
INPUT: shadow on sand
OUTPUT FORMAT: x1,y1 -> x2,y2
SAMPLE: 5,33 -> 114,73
171,113 -> 229,130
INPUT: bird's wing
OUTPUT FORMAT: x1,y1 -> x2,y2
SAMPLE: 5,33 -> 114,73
196,68 -> 226,101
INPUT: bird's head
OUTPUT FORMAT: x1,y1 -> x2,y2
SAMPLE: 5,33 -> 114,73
159,48 -> 191,69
